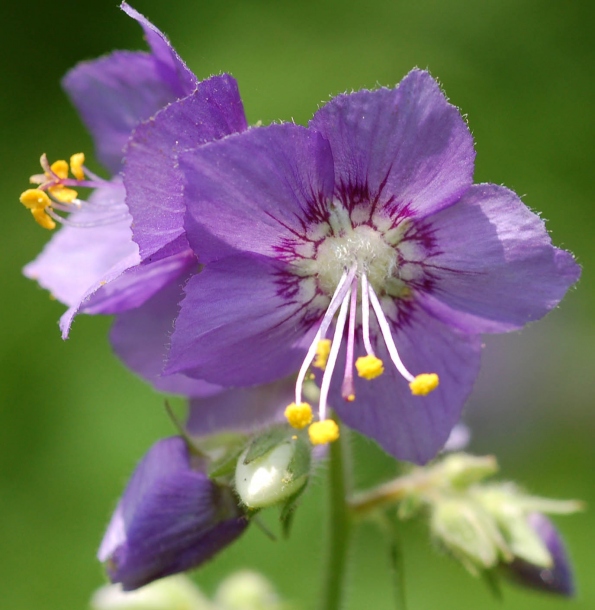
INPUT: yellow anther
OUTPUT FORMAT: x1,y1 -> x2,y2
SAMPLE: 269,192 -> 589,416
409,373 -> 440,396
20,189 -> 55,229
308,420 -> 340,445
20,188 -> 51,210
284,402 -> 313,429
346,393 -> 355,402
70,153 -> 85,180
49,185 -> 78,203
355,355 -> 384,380
31,207 -> 56,230
50,159 -> 69,180
313,339 -> 332,370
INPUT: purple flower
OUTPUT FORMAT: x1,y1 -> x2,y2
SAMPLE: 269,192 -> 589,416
22,2 -> 247,347
98,437 -> 248,591
506,513 -> 575,596
160,69 -> 579,463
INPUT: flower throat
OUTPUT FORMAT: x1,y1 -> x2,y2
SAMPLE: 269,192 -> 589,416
285,205 -> 439,445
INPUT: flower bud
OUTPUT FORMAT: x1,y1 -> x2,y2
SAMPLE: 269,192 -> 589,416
98,437 -> 248,591
90,574 -> 212,610
506,513 -> 575,596
431,498 -> 509,574
235,432 -> 311,509
440,453 -> 498,489
215,570 -> 285,610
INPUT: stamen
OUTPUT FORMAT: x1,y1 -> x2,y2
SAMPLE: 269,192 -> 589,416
308,419 -> 340,445
367,282 -> 415,382
69,153 -> 85,180
293,267 -> 356,405
341,277 -> 358,401
44,207 -> 129,228
313,339 -> 332,370
360,273 -> 376,356
355,355 -> 384,380
48,186 -> 78,203
409,373 -> 439,396
318,282 -> 352,422
367,283 -> 440,395
284,402 -> 313,429
20,189 -> 55,230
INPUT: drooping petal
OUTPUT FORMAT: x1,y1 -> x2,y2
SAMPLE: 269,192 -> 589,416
180,123 -> 335,263
187,379 -> 293,437
111,270 -> 222,397
99,437 -> 247,591
63,4 -> 196,173
418,184 -> 581,334
332,308 -> 481,464
166,253 -> 312,386
309,69 -> 475,218
125,75 -> 247,259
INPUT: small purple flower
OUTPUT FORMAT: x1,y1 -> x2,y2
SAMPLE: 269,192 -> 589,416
98,437 -> 248,591
161,69 -> 579,463
22,2 -> 247,346
507,513 -> 575,596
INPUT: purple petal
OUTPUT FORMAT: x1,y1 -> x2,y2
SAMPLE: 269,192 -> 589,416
309,69 -> 475,218
125,74 -> 248,259
120,2 -> 196,99
419,184 -> 581,333
111,270 -> 223,397
332,309 -> 481,464
180,123 -> 335,263
507,513 -> 574,596
63,4 -> 196,173
166,254 -> 309,386
99,437 -> 247,591
187,379 -> 294,437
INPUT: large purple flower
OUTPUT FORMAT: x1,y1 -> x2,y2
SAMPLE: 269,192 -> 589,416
98,437 -> 248,591
163,69 -> 579,463
22,2 -> 247,349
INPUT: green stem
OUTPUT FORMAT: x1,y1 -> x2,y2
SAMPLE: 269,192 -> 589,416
319,417 -> 352,610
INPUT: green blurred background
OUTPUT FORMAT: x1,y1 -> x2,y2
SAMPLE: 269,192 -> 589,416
1,0 -> 593,608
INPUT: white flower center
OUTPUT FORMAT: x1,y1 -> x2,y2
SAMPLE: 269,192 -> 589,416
315,224 -> 398,295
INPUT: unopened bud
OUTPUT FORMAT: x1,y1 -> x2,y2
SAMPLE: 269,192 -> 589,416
505,513 -> 575,597
90,574 -> 212,610
440,453 -> 498,489
235,436 -> 310,508
431,498 -> 509,574
215,570 -> 284,610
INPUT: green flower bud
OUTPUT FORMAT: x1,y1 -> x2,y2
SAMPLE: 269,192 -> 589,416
439,453 -> 498,489
235,432 -> 311,509
215,570 -> 287,610
90,574 -> 213,610
431,498 -> 510,574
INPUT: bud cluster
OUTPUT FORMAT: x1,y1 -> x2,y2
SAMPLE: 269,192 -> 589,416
350,452 -> 580,596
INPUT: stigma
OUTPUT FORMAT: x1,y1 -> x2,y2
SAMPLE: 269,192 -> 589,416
284,213 -> 439,443
20,153 -> 123,229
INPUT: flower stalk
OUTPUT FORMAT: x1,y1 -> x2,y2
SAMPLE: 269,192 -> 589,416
319,414 -> 352,610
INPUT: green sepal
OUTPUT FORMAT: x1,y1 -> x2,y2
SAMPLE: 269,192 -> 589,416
243,427 -> 290,465
280,484 -> 307,539
208,447 -> 244,478
286,436 -> 311,481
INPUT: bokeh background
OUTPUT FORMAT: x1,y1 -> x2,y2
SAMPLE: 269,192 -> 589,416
1,0 -> 593,608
